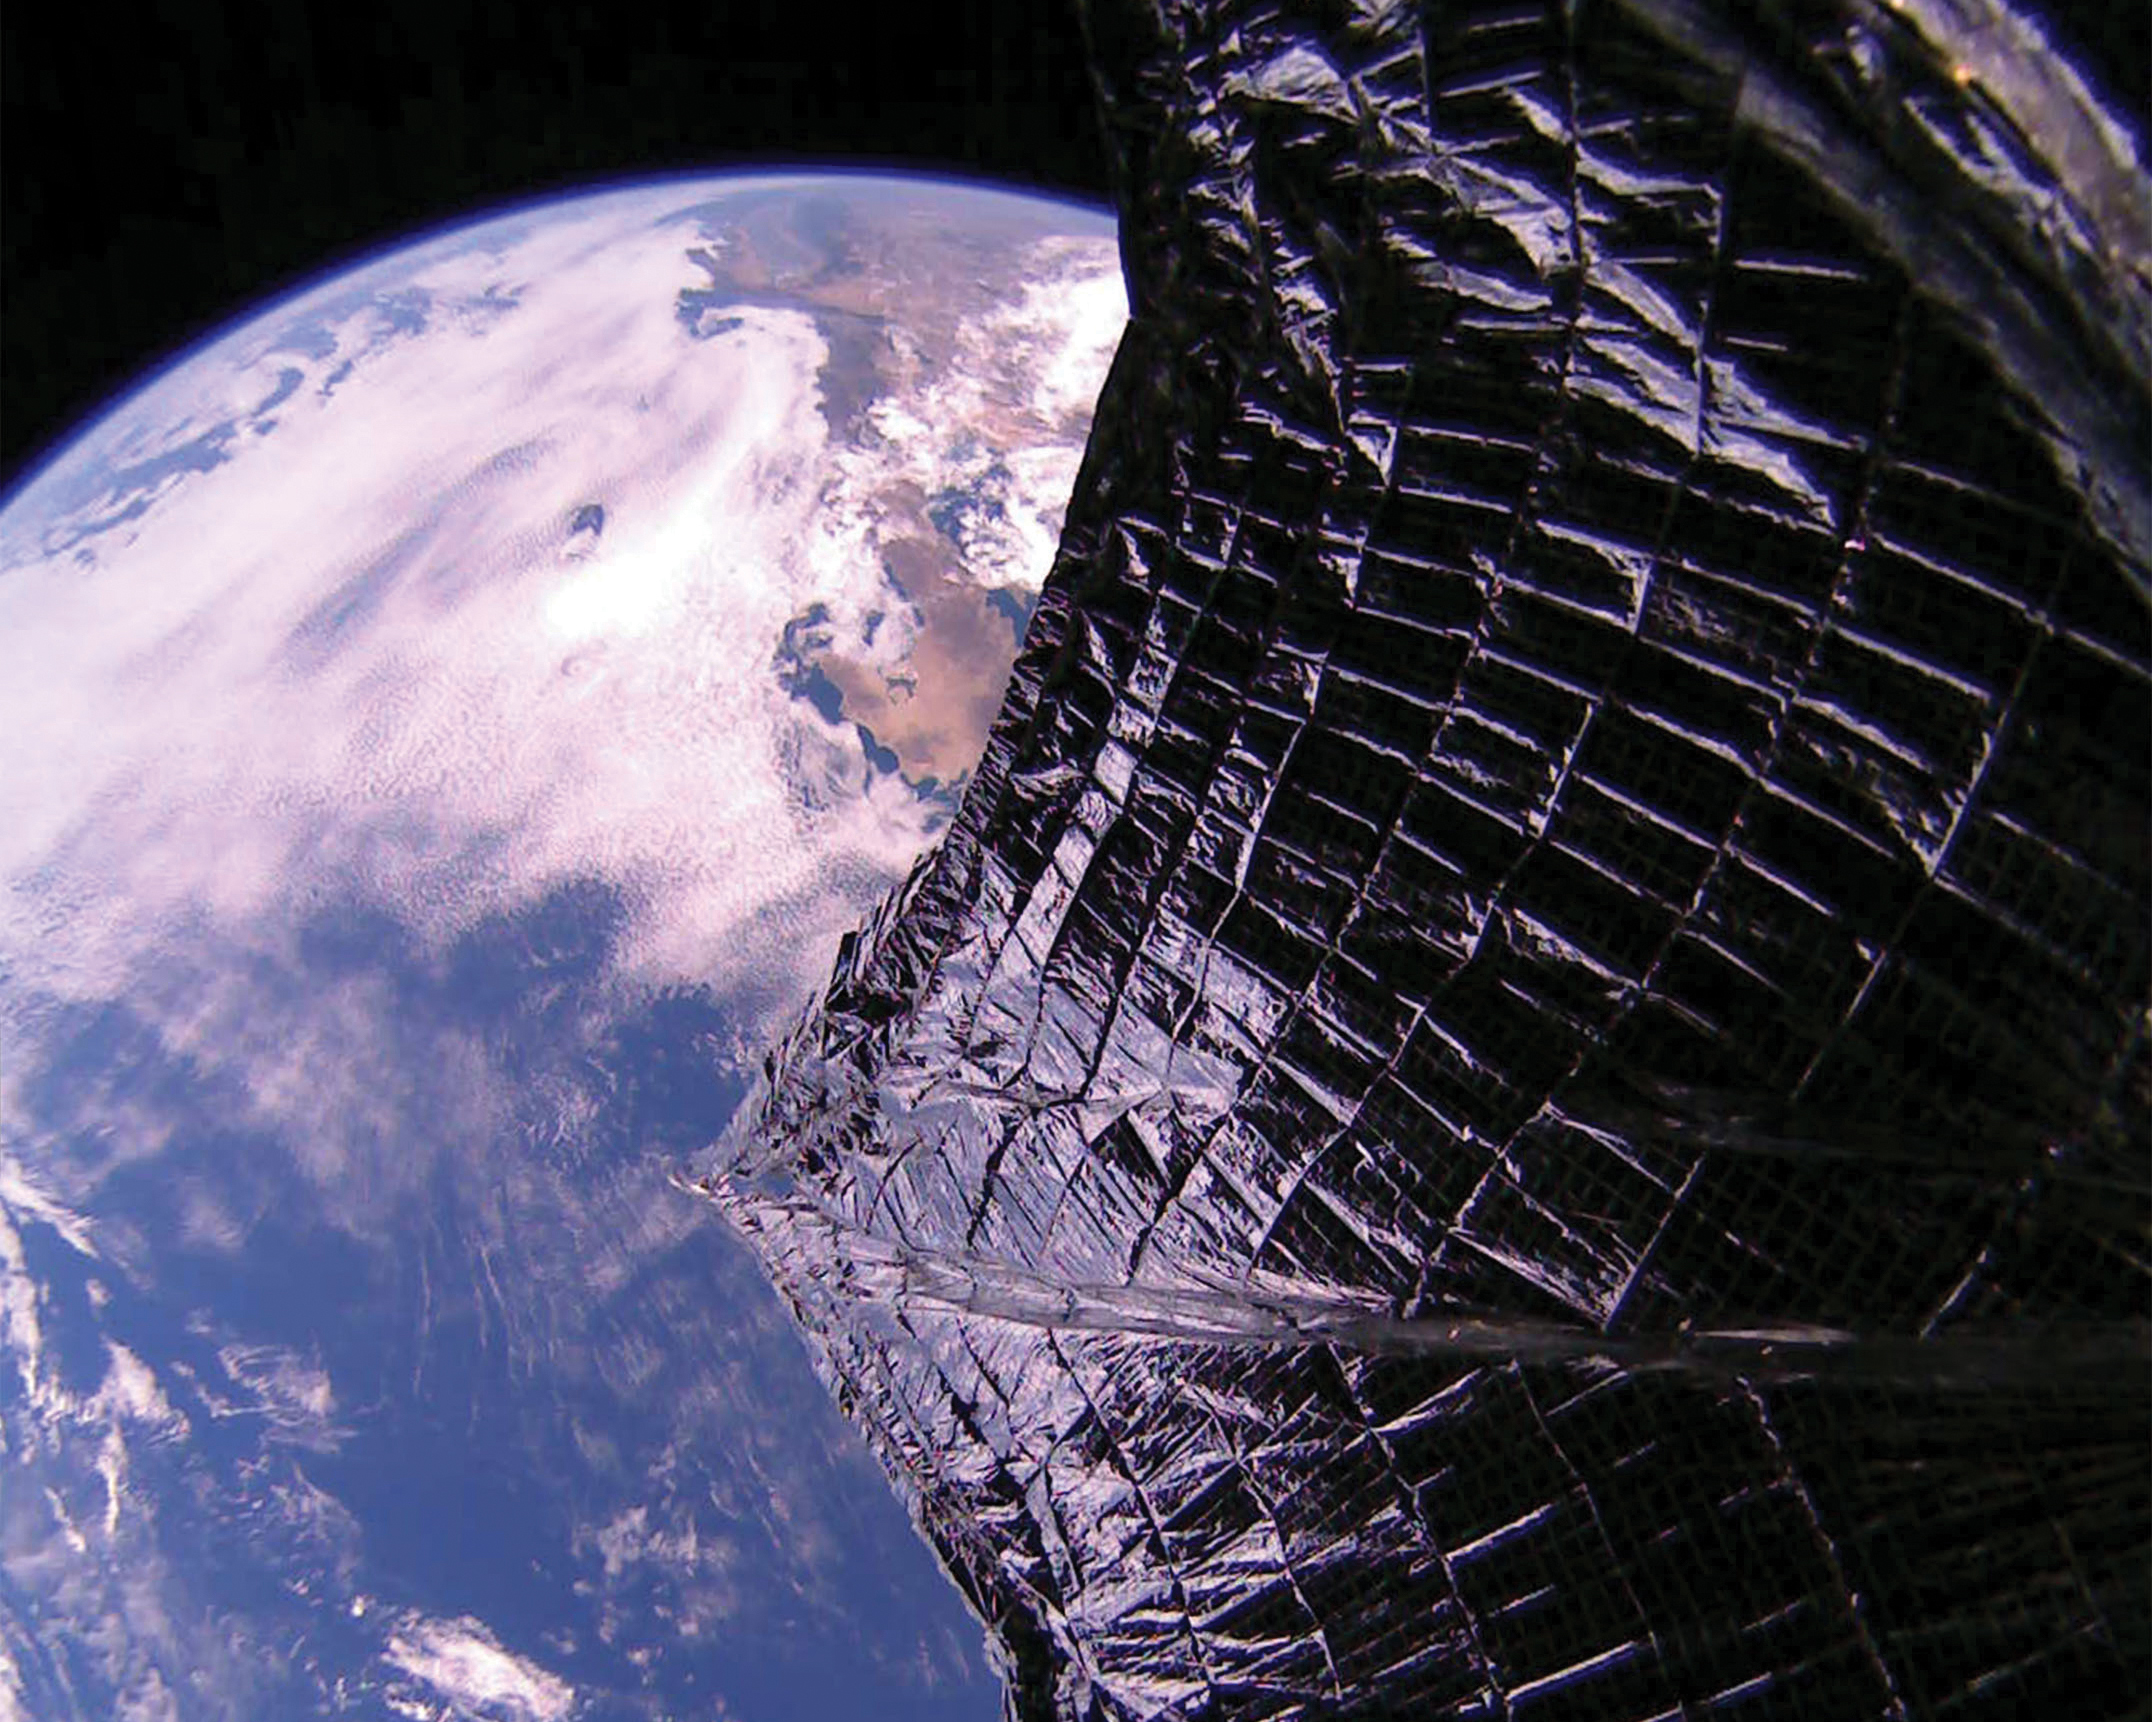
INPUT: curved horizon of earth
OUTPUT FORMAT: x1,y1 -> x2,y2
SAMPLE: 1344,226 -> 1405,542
0,171 -> 1125,1721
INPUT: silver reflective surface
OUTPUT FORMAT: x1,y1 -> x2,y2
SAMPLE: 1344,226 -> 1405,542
700,4 -> 2150,1716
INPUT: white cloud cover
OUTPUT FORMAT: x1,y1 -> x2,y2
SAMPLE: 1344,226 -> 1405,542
2,278 -> 873,1003
0,181 -> 1123,1017
801,234 -> 1123,651
0,175 -> 1122,1722
0,1645 -> 24,1722
383,1613 -> 575,1722
0,1157 -> 117,1432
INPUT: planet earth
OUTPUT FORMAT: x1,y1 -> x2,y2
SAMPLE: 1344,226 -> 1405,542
0,173 -> 1124,1720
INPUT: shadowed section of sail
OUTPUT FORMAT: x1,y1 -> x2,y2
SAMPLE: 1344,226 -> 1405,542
696,2 -> 2151,1716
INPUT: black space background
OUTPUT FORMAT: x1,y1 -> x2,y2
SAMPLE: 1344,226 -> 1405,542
4,2 -> 2144,500
1,0 -> 1110,496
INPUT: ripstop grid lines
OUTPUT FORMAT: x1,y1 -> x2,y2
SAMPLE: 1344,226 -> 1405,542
705,3 -> 2150,1717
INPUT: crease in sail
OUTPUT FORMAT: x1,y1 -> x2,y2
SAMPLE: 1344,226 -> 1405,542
696,1 -> 2150,1716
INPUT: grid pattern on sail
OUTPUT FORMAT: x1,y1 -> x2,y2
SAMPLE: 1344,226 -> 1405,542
712,3 -> 2151,1717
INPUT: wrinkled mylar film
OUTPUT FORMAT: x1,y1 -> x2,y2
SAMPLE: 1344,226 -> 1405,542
697,2 -> 2151,1715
